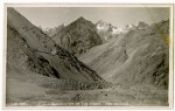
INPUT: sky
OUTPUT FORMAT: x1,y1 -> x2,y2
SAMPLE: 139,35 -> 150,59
14,7 -> 170,29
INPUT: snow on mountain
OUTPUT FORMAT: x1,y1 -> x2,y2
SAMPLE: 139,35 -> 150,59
96,20 -> 114,31
96,20 -> 135,41
6,8 -> 169,106
80,20 -> 169,89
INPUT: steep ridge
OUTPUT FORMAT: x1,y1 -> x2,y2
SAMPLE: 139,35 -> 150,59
7,8 -> 104,82
51,17 -> 102,56
80,20 -> 169,89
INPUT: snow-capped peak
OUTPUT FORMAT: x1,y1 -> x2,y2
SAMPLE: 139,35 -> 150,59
96,20 -> 113,31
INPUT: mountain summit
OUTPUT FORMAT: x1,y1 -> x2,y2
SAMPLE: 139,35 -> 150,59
76,16 -> 87,22
51,17 -> 103,56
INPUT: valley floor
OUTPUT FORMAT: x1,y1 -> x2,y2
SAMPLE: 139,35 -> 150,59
6,68 -> 168,106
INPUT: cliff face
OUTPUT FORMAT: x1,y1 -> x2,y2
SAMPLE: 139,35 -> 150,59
7,8 -> 104,82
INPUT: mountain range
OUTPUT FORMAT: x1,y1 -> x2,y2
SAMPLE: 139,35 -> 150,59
80,20 -> 169,89
7,8 -> 169,89
6,8 -> 169,105
46,19 -> 145,44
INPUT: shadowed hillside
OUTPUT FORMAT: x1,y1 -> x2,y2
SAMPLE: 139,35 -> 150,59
7,8 -> 105,82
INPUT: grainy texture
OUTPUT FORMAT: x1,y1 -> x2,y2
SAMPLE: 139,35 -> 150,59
6,7 -> 169,106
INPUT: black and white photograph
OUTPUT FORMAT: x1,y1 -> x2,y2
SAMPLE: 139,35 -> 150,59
5,4 -> 173,107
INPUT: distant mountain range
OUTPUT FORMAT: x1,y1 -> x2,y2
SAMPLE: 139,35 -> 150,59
43,18 -> 138,55
95,20 -> 151,41
45,19 -> 148,46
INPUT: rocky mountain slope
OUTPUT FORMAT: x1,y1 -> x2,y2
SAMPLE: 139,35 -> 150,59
6,8 -> 169,106
80,20 -> 169,89
7,8 -> 104,82
44,24 -> 65,37
50,17 -> 102,56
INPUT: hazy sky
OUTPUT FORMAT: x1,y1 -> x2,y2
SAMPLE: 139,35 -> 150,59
14,7 -> 170,29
